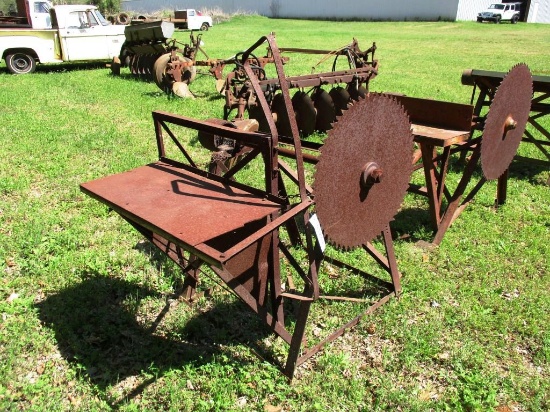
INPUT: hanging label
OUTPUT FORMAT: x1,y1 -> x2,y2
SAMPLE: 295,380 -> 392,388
308,213 -> 326,252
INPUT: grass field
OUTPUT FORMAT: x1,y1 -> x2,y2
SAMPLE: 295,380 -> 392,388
0,16 -> 549,411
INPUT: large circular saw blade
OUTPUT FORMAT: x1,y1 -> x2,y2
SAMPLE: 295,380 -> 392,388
481,64 -> 533,180
313,94 -> 414,249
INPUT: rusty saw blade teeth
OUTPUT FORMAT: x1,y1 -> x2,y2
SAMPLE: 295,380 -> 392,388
481,63 -> 533,180
313,93 -> 414,249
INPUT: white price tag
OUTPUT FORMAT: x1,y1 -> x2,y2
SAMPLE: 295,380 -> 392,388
308,214 -> 326,252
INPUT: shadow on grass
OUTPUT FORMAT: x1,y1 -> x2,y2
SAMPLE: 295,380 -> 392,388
110,71 -> 224,100
35,273 -> 272,406
508,157 -> 550,185
392,207 -> 434,243
33,62 -> 110,74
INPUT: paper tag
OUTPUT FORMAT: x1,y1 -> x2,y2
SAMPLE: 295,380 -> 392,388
308,214 -> 326,252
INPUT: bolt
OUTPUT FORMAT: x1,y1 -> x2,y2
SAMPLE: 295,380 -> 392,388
502,115 -> 517,140
361,162 -> 383,189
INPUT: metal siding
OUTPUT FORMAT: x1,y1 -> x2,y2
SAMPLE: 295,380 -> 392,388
456,0 -> 495,20
122,0 -> 458,20
121,0 -> 549,23
528,0 -> 550,23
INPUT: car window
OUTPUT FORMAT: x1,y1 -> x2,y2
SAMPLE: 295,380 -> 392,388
87,11 -> 99,26
67,11 -> 97,28
34,2 -> 50,13
489,4 -> 505,10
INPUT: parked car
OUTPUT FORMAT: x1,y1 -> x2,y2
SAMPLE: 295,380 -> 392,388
477,3 -> 522,24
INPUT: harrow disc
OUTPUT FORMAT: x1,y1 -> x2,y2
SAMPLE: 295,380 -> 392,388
292,91 -> 317,137
129,55 -> 139,75
348,82 -> 368,101
271,93 -> 293,137
154,54 -> 196,92
329,87 -> 352,116
313,94 -> 414,249
312,88 -> 336,132
481,64 -> 532,180
248,104 -> 270,133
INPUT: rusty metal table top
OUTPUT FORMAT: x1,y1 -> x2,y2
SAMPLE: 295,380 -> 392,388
80,161 -> 282,255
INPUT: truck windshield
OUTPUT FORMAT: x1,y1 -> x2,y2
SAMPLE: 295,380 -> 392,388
489,4 -> 505,9
35,2 -> 50,13
94,10 -> 111,26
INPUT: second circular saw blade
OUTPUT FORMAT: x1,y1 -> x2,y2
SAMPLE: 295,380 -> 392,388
313,93 -> 414,249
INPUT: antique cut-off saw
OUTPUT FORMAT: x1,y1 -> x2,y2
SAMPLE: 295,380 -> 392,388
81,34 -> 415,378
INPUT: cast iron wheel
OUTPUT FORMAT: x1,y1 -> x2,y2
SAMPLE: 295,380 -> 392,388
6,52 -> 36,74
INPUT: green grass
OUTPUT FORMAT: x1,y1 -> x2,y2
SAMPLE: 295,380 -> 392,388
1,16 -> 549,411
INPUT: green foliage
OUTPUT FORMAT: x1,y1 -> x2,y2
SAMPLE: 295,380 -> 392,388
0,16 -> 549,411
87,0 -> 121,14
50,0 -> 122,14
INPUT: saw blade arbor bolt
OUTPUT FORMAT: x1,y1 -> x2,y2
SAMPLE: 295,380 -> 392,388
361,162 -> 383,189
503,116 -> 517,139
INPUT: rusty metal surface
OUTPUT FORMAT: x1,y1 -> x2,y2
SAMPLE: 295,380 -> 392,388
313,94 -> 414,248
481,64 -> 533,180
80,162 -> 282,250
463,66 -> 550,168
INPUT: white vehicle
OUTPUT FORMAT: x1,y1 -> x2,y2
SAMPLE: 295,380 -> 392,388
0,3 -> 126,74
477,2 -> 522,24
167,9 -> 212,31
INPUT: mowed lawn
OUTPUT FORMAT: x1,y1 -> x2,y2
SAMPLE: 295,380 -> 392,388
0,15 -> 549,411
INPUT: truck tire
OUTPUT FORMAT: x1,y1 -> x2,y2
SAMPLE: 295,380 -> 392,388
511,15 -> 519,24
200,23 -> 209,31
116,12 -> 129,25
5,52 -> 36,74
495,15 -> 501,24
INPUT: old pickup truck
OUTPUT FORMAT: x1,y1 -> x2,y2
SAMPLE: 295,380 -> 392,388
0,0 -> 126,74
167,9 -> 212,31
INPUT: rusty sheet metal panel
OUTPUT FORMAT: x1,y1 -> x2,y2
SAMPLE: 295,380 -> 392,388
80,162 -> 281,257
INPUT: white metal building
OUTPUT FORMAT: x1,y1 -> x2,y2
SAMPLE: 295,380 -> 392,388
121,0 -> 550,23
527,0 -> 550,22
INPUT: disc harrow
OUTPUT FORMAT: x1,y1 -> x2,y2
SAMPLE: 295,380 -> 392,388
111,21 -> 287,98
222,37 -> 379,137
110,21 -> 202,96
